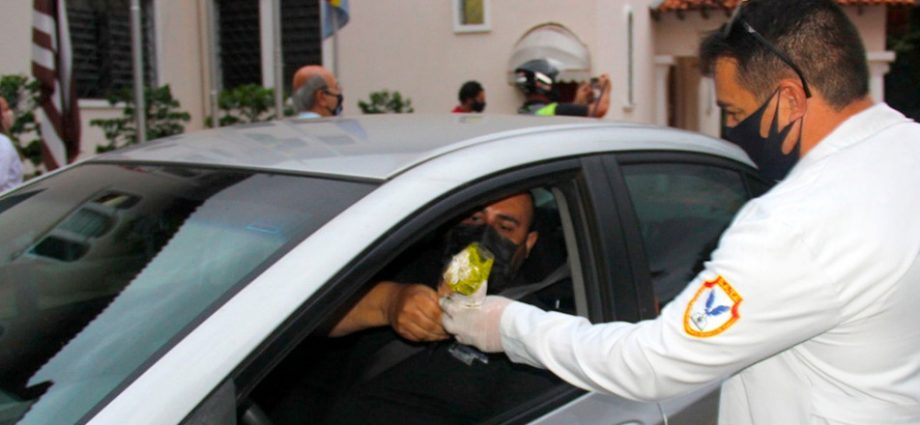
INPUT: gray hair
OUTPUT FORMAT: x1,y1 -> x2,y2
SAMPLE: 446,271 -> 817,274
291,75 -> 329,112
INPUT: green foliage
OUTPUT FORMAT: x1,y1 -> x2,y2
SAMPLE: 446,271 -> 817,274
0,74 -> 43,168
90,85 -> 191,153
358,90 -> 414,114
886,7 -> 920,121
207,84 -> 288,127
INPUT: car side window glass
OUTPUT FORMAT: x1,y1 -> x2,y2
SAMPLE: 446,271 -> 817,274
0,164 -> 374,425
747,175 -> 772,198
246,186 -> 577,425
621,163 -> 748,309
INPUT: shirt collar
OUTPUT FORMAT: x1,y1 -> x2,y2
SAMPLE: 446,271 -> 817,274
297,111 -> 322,119
796,103 -> 911,171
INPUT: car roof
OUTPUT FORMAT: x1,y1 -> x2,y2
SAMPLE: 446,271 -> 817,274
94,114 -> 752,181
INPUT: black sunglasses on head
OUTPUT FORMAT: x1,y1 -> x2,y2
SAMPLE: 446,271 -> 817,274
722,1 -> 812,98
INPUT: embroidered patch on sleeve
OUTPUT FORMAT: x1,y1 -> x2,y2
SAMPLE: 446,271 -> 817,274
683,275 -> 743,338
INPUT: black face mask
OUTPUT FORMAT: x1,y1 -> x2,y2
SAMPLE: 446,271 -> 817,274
471,101 -> 486,113
723,89 -> 803,182
328,93 -> 344,116
441,224 -> 523,293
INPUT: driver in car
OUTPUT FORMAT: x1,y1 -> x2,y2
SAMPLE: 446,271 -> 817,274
319,192 -> 566,424
328,192 -> 539,341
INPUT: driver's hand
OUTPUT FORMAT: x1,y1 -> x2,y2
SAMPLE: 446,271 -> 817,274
387,284 -> 450,342
597,73 -> 611,89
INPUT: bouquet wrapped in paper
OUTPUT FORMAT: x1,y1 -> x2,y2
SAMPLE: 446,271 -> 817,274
442,242 -> 494,308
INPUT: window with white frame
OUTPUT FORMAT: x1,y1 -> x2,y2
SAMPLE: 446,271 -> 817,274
281,0 -> 322,93
453,0 -> 491,33
215,0 -> 321,93
216,0 -> 261,90
67,0 -> 157,100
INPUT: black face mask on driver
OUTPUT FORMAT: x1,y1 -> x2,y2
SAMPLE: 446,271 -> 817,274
441,224 -> 523,293
723,88 -> 803,182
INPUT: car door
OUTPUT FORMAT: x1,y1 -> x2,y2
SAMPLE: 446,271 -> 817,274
601,151 -> 769,424
181,157 -> 677,425
523,155 -> 668,425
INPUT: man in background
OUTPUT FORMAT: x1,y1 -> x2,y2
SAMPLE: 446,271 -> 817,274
452,80 -> 486,113
291,65 -> 343,118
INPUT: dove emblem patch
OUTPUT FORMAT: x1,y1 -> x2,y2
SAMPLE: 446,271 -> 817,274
684,276 -> 742,338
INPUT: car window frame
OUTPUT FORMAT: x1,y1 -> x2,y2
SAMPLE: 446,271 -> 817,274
575,156 -> 649,323
600,151 -> 764,320
598,150 -> 768,424
221,158 -> 603,424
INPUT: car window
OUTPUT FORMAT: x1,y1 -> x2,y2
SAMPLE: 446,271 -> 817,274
245,185 -> 577,425
0,164 -> 374,425
620,163 -> 748,309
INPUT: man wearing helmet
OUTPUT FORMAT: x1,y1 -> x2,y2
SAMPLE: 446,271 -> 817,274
514,58 -> 611,118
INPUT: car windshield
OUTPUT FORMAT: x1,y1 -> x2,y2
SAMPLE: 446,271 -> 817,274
0,163 -> 375,425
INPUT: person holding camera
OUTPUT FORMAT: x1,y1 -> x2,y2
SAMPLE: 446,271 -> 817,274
514,59 -> 611,118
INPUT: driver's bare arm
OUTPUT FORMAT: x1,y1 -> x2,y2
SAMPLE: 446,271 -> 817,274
329,281 -> 450,342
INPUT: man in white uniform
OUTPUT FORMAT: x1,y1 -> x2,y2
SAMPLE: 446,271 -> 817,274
441,0 -> 920,423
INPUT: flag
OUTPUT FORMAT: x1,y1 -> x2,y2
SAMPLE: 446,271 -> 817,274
32,0 -> 81,170
322,0 -> 350,39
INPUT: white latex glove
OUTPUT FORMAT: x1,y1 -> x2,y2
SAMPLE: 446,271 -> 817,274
440,295 -> 512,352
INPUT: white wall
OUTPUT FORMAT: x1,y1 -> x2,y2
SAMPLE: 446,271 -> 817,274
0,1 -> 897,163
0,1 -> 209,161
331,0 -> 658,123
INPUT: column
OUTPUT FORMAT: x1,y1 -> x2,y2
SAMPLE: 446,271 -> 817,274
867,51 -> 895,103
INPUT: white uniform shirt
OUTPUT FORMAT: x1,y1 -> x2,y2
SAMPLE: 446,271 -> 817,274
0,134 -> 23,192
296,111 -> 322,119
500,103 -> 920,424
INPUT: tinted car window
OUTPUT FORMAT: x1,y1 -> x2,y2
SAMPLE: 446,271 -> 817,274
0,164 -> 374,425
621,163 -> 747,307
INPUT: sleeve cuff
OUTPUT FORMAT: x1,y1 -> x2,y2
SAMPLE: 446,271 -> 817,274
499,300 -> 547,368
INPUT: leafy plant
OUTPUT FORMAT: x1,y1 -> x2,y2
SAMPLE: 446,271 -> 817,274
90,85 -> 191,153
886,6 -> 920,121
358,90 -> 414,114
206,84 -> 276,127
0,74 -> 43,169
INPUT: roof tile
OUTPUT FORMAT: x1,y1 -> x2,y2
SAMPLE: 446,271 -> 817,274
655,0 -> 914,12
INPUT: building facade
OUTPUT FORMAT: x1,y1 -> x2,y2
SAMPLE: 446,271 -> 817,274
0,0 -> 908,161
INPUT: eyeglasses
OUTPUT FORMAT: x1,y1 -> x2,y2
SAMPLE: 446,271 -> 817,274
722,1 -> 812,98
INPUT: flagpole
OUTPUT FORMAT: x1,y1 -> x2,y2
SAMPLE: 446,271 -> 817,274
332,2 -> 339,77
272,0 -> 284,118
130,0 -> 146,143
206,0 -> 221,128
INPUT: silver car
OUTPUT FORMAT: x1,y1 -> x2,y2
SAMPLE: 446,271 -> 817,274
0,114 -> 768,425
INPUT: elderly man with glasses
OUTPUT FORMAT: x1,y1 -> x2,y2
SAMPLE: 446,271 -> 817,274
291,65 -> 344,118
441,1 -> 920,423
